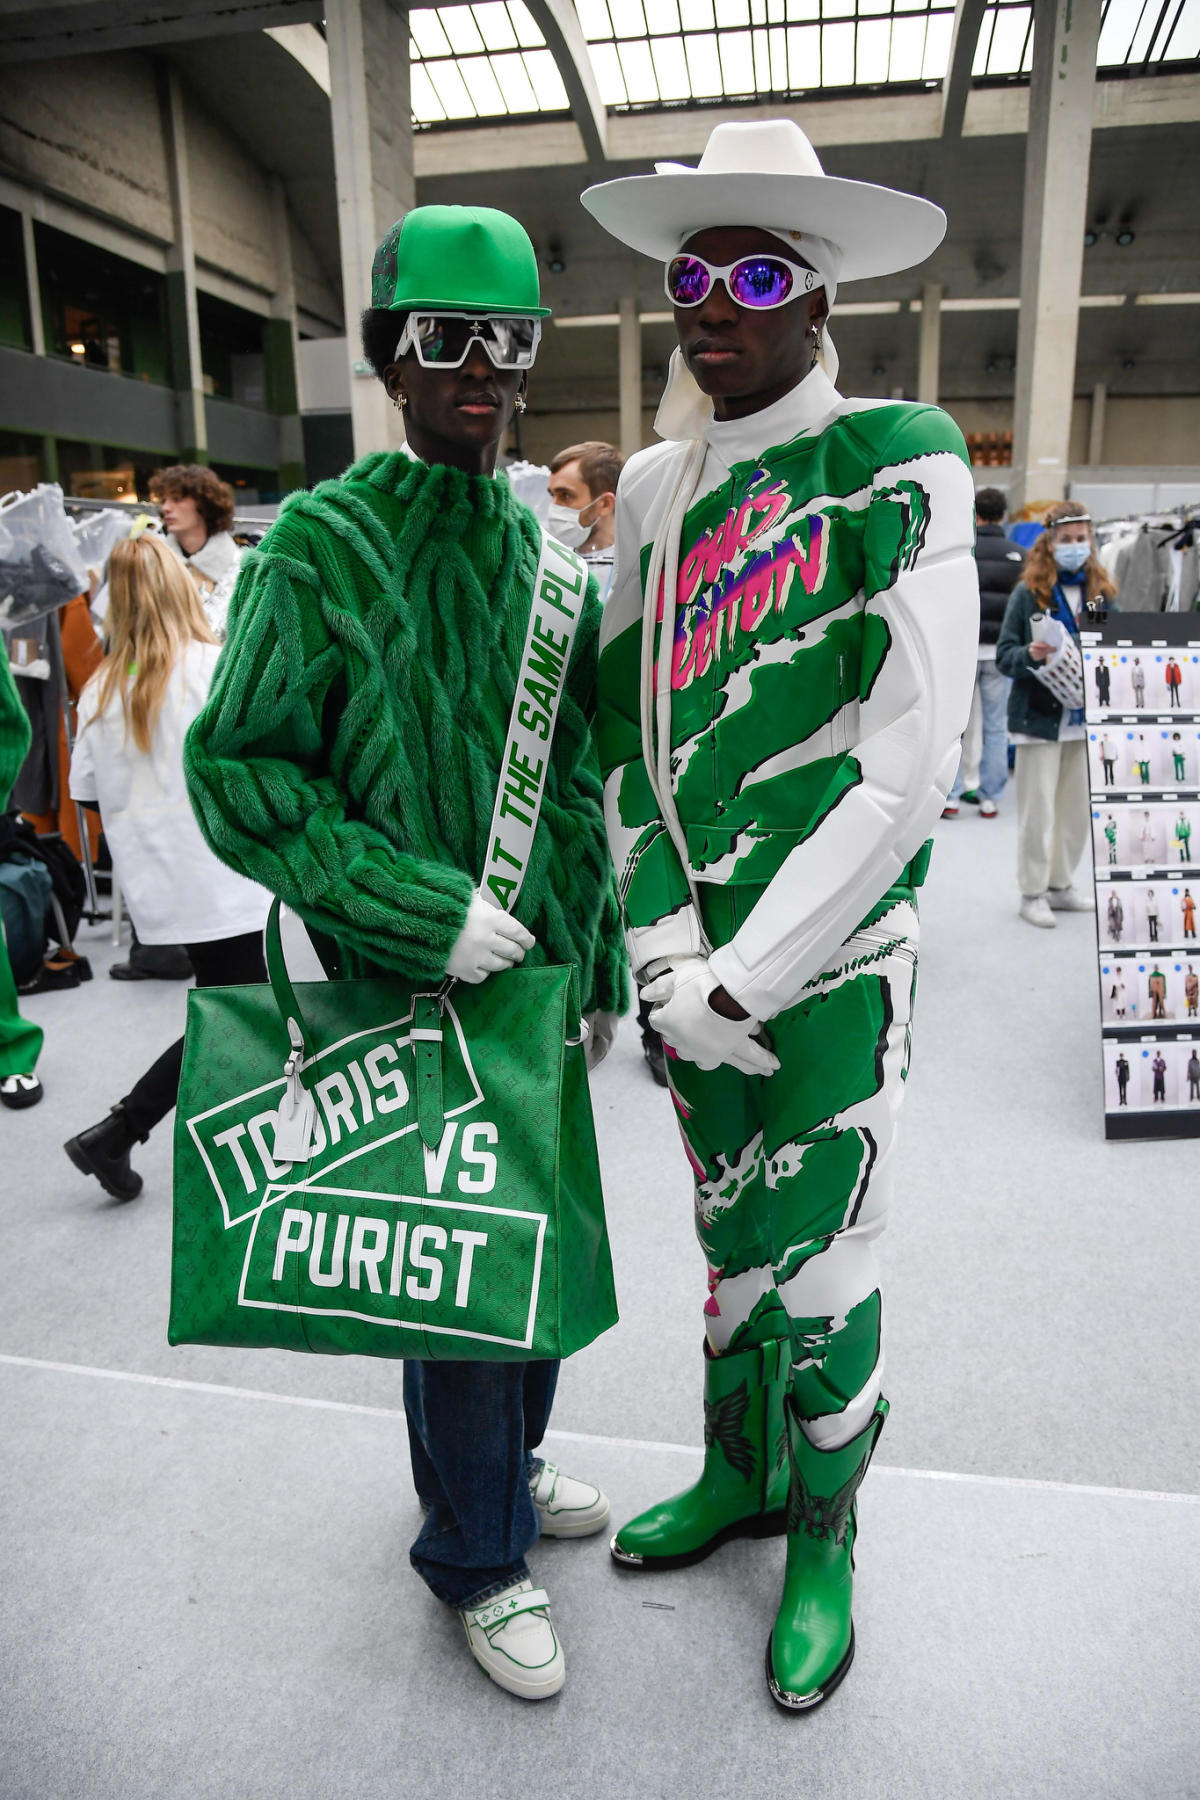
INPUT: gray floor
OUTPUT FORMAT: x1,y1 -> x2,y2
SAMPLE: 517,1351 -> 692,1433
2,807 -> 1198,1799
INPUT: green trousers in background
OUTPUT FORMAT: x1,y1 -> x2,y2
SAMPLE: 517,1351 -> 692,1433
0,921 -> 42,1079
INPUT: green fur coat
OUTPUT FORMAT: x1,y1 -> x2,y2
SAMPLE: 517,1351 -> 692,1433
185,451 -> 626,1016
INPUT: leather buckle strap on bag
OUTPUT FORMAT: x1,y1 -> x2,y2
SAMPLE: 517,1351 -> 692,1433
265,528 -> 588,1165
411,993 -> 446,1151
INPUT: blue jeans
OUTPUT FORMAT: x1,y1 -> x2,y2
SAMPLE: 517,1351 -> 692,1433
951,660 -> 1012,803
403,1358 -> 559,1608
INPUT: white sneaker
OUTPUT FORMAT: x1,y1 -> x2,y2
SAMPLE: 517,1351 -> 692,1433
461,1579 -> 564,1699
980,798 -> 998,818
1046,886 -> 1094,912
941,801 -> 959,818
1019,893 -> 1057,928
530,1460 -> 611,1538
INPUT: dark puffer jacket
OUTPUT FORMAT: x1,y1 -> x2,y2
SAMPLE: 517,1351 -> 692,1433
975,523 -> 1027,646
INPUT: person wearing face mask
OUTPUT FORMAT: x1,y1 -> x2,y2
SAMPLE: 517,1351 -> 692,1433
996,502 -> 1119,928
547,441 -> 623,603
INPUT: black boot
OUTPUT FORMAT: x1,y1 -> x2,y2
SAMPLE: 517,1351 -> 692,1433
643,1030 -> 668,1087
637,995 -> 669,1087
64,1104 -> 144,1200
110,933 -> 192,982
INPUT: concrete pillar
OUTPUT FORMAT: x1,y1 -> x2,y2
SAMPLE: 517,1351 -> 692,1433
21,210 -> 57,480
267,176 -> 307,494
1087,380 -> 1107,467
158,64 -> 207,463
1010,0 -> 1101,508
618,291 -> 642,459
326,0 -> 413,460
917,283 -> 942,406
20,212 -> 45,356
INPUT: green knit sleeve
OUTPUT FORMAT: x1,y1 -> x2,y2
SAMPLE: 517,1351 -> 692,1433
184,538 -> 474,980
0,652 -> 32,810
590,879 -> 630,1016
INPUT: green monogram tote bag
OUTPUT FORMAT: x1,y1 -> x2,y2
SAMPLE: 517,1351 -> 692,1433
169,529 -> 618,1362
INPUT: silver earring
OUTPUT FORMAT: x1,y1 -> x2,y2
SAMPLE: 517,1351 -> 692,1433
514,393 -> 527,414
393,392 -> 407,411
810,325 -> 822,348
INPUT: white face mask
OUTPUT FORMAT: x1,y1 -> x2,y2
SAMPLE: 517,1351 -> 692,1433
1054,540 -> 1090,575
547,496 -> 600,550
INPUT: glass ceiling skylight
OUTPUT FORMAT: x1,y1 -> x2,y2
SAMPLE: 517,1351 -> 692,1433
1096,0 -> 1200,67
410,2 -> 569,123
974,0 -> 1200,81
577,0 -> 957,109
408,0 -> 1200,125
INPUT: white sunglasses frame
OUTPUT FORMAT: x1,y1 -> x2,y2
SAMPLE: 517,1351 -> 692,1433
664,253 -> 821,311
392,310 -> 543,370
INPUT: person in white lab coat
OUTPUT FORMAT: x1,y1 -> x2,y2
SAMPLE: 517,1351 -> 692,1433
63,532 -> 270,1201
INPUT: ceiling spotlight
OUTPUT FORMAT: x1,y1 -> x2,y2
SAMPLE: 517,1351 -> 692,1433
1122,358 -> 1136,371
1116,229 -> 1136,247
546,244 -> 566,274
871,363 -> 885,377
985,360 -> 998,375
69,340 -> 86,356
1083,229 -> 1098,248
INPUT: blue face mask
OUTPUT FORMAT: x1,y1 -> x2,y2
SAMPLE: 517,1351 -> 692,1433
1055,540 -> 1090,575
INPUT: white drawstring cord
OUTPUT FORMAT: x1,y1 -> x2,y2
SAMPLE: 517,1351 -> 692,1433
638,434 -> 710,942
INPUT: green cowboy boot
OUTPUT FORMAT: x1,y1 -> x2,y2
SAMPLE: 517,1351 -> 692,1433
765,1395 -> 888,1714
611,1339 -> 789,1570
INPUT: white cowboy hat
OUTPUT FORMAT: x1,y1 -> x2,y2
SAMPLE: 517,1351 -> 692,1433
581,118 -> 945,281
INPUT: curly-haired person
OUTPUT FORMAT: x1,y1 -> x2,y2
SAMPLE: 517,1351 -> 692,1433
996,501 -> 1118,928
148,464 -> 242,639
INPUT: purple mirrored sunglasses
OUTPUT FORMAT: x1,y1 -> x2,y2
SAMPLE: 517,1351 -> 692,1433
665,252 -> 820,310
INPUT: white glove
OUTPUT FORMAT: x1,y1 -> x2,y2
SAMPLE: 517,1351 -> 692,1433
642,957 -> 779,1077
447,893 -> 535,984
584,1011 -> 619,1071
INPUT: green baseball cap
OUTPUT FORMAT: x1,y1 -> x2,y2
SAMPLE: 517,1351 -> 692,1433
370,204 -> 550,318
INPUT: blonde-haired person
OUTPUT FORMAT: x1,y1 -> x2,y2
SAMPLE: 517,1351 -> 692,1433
63,533 -> 270,1200
996,502 -> 1118,928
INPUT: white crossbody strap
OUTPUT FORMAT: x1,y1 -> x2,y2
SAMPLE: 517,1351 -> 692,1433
639,437 -> 711,942
480,529 -> 588,912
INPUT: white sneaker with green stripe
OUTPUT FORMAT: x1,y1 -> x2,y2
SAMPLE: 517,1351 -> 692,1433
460,1579 -> 565,1699
530,1460 -> 611,1538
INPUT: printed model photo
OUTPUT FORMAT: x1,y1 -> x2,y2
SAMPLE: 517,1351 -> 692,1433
1098,881 -> 1178,949
1165,729 -> 1198,785
1100,959 -> 1138,1023
1084,648 -> 1200,716
1092,803 -> 1198,871
1127,881 -> 1200,947
1101,954 -> 1200,1024
1105,1041 -> 1200,1112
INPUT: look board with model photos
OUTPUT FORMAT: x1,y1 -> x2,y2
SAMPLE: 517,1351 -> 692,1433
1085,617 -> 1200,1139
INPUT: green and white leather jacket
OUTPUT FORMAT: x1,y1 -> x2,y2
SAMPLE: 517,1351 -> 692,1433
596,365 -> 979,1021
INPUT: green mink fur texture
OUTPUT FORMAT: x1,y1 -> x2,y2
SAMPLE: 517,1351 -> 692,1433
185,450 -> 627,1014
